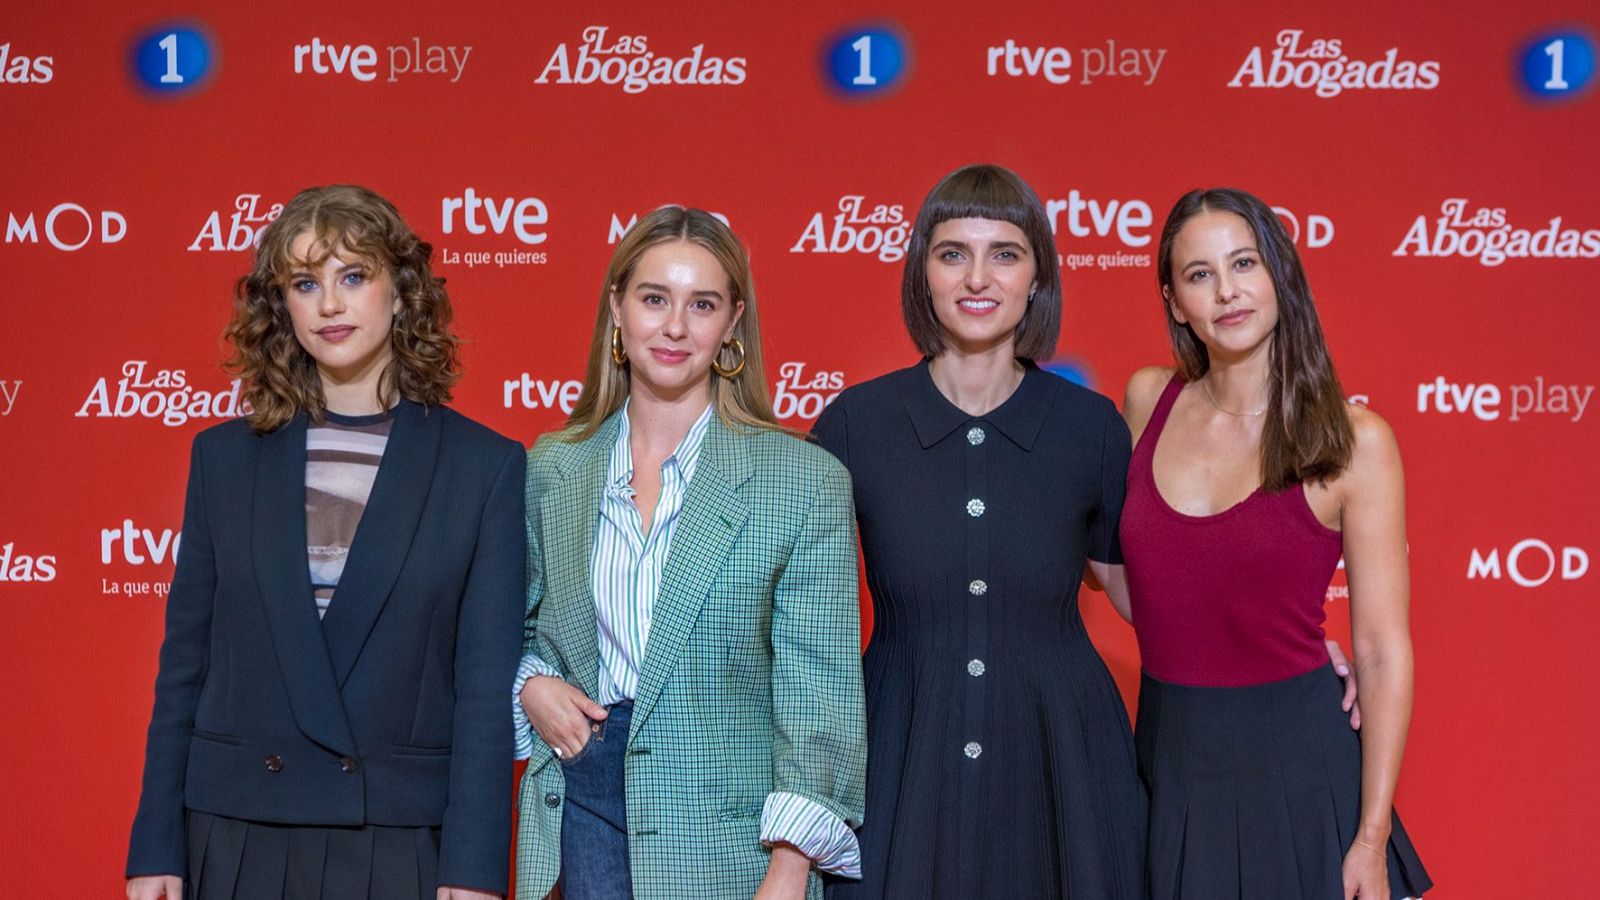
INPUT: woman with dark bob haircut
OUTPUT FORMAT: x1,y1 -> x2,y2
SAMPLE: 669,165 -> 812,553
126,185 -> 524,900
813,164 -> 1146,897
1119,187 -> 1431,898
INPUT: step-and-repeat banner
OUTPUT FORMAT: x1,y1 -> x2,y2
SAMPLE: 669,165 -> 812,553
3,1 -> 1596,894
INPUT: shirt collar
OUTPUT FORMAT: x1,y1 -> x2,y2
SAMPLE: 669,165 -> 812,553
897,358 -> 1054,450
606,399 -> 717,488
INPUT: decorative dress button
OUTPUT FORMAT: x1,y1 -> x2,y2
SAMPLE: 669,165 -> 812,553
264,754 -> 284,773
338,756 -> 359,774
967,659 -> 986,677
966,499 -> 986,517
964,741 -> 983,759
966,426 -> 986,446
544,792 -> 561,809
968,579 -> 987,596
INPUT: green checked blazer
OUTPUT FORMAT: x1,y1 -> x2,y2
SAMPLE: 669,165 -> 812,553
514,411 -> 867,900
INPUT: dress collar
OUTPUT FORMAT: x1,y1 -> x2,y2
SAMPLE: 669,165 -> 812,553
897,358 -> 1054,450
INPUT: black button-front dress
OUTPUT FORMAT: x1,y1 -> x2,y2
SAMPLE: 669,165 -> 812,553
815,360 -> 1146,899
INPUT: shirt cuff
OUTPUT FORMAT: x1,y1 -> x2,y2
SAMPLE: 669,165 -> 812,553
512,652 -> 563,760
759,791 -> 862,879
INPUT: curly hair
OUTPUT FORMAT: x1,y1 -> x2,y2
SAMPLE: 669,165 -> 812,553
224,184 -> 459,433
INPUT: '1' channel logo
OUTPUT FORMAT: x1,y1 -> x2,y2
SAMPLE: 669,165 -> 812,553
1518,30 -> 1595,100
825,26 -> 909,98
131,23 -> 215,96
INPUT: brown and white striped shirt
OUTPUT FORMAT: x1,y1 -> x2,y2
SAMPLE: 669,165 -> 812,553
306,411 -> 393,619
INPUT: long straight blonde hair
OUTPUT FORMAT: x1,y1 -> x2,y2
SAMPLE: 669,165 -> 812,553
560,206 -> 781,441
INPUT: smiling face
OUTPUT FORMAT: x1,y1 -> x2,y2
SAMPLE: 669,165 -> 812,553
609,239 -> 744,402
925,217 -> 1038,357
283,229 -> 400,394
1163,210 -> 1280,363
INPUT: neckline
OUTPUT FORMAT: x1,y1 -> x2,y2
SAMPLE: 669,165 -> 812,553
922,356 -> 1029,419
1145,374 -> 1265,523
319,407 -> 396,427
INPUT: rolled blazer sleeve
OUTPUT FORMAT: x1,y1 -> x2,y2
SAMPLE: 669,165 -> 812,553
765,461 -> 867,874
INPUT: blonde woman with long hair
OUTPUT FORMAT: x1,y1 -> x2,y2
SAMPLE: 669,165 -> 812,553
512,207 -> 867,900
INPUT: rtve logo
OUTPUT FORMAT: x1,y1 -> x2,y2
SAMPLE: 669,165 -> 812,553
441,188 -> 548,245
4,204 -> 126,251
1468,540 -> 1589,588
1416,377 -> 1592,423
985,39 -> 1166,86
102,520 -> 181,566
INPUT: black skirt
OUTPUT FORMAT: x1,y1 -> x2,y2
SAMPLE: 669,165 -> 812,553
1136,664 -> 1432,899
184,810 -> 440,900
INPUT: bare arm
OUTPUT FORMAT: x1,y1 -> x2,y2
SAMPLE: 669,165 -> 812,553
1338,408 -> 1415,896
1085,561 -> 1132,623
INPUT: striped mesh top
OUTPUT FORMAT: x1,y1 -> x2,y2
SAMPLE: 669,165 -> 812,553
306,410 -> 393,619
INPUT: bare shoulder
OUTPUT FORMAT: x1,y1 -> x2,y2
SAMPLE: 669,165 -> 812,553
1123,365 -> 1177,439
1339,403 -> 1404,495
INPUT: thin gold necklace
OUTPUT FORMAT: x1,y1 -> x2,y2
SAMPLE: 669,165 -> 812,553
1202,378 -> 1267,417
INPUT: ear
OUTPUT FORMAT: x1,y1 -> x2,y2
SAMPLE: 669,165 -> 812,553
722,300 -> 746,344
390,293 -> 402,317
1163,286 -> 1187,325
607,285 -> 622,324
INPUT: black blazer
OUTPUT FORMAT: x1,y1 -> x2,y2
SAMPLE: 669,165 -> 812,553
126,400 -> 525,894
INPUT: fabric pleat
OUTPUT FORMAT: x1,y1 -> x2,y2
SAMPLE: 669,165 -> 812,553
1137,665 -> 1434,899
184,810 -> 441,899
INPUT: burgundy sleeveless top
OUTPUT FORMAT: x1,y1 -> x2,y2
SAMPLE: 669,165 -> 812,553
1121,375 -> 1343,687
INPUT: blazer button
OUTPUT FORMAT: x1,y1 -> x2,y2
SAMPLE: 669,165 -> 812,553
265,754 -> 284,773
339,756 -> 359,774
544,793 -> 560,809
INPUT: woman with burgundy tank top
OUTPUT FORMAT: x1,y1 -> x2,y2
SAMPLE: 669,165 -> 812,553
1119,188 -> 1431,898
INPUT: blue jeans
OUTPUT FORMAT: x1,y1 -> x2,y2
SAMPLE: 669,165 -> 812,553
558,701 -> 633,900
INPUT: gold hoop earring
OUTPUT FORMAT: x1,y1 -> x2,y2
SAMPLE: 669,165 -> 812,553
711,338 -> 746,379
611,326 -> 628,366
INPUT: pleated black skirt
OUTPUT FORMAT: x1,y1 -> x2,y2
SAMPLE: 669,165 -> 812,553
1136,664 -> 1432,899
184,810 -> 440,900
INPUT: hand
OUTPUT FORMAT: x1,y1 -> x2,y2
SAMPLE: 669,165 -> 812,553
1341,839 -> 1389,899
127,876 -> 183,899
753,843 -> 810,900
519,674 -> 607,760
1326,639 -> 1361,730
436,887 -> 502,899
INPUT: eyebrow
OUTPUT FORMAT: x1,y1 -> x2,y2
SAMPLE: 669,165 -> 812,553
286,260 -> 368,278
634,281 -> 725,300
1181,246 -> 1258,272
931,239 -> 1030,253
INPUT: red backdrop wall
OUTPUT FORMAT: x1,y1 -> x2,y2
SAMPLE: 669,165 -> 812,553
3,1 -> 1597,894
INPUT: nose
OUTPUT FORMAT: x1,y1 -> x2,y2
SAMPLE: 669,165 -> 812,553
964,258 -> 991,292
661,301 -> 688,338
1214,270 -> 1240,304
318,280 -> 345,316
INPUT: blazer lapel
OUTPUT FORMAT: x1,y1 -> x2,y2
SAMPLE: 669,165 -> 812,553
252,414 -> 357,756
537,417 -> 616,701
629,417 -> 751,743
322,400 -> 440,688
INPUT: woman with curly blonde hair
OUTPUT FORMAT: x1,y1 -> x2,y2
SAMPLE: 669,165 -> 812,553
127,185 -> 525,900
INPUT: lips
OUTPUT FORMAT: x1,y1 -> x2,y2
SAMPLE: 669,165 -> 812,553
650,348 -> 691,364
1213,309 -> 1253,326
315,325 -> 356,341
957,298 -> 1000,315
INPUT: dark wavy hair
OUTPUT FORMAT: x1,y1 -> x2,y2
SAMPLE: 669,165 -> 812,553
1157,187 -> 1353,490
225,184 -> 459,433
902,164 -> 1061,360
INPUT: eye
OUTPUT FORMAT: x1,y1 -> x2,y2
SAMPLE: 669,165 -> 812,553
691,298 -> 717,311
291,278 -> 317,293
994,249 -> 1019,262
1187,269 -> 1210,283
938,249 -> 965,262
1233,256 -> 1258,271
341,270 -> 368,286
642,292 -> 667,305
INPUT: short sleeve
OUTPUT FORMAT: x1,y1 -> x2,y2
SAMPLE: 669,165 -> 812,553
810,393 -> 849,467
1089,404 -> 1132,564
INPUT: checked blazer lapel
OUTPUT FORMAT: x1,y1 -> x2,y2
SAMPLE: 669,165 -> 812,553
251,413 -> 357,756
536,416 -> 617,701
629,416 -> 751,744
320,400 -> 439,688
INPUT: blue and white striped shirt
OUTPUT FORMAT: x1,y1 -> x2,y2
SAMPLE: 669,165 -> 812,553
513,403 -> 860,876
